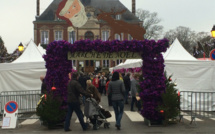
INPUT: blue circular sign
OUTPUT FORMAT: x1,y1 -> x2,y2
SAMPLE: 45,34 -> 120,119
210,49 -> 215,60
5,101 -> 18,114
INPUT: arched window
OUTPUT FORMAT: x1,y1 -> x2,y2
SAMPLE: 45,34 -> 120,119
85,31 -> 94,41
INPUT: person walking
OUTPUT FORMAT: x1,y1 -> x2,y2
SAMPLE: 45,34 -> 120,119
123,73 -> 131,104
78,73 -> 87,105
108,72 -> 125,130
92,75 -> 99,89
64,72 -> 91,131
86,80 -> 101,103
86,80 -> 102,129
40,75 -> 47,95
130,73 -> 141,112
100,75 -> 107,95
106,76 -> 112,106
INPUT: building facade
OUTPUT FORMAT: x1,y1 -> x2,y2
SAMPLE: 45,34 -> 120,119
33,0 -> 142,73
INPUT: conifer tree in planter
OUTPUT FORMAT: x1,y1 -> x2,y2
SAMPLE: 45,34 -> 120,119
157,71 -> 180,125
36,91 -> 66,129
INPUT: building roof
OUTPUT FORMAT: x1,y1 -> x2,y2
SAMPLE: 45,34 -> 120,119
36,0 -> 141,23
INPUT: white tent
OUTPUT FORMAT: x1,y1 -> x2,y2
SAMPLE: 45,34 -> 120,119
112,38 -> 197,70
38,43 -> 46,55
163,38 -> 197,61
163,39 -> 215,92
13,40 -> 44,63
112,38 -> 215,92
165,60 -> 215,92
0,40 -> 46,93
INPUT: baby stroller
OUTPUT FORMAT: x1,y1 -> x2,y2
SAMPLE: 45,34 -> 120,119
84,98 -> 111,130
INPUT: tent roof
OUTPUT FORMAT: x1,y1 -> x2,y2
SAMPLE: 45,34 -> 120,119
113,38 -> 197,70
13,40 -> 44,63
38,43 -> 46,55
163,38 -> 197,61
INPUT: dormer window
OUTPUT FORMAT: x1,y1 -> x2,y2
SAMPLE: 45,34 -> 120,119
87,12 -> 91,18
55,14 -> 61,21
116,14 -> 121,20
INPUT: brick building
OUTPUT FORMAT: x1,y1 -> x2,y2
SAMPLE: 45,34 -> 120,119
33,0 -> 142,73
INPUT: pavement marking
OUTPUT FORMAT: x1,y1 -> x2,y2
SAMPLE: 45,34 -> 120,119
183,116 -> 203,121
106,111 -> 115,122
75,111 -> 115,123
124,111 -> 144,122
195,112 -> 215,117
20,115 -> 39,125
75,116 -> 88,123
180,111 -> 190,116
210,118 -> 215,120
20,119 -> 38,125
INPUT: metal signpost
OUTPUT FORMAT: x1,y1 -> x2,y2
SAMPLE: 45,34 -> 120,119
2,101 -> 18,129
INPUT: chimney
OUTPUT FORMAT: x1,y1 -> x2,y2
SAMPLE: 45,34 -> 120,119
37,0 -> 40,16
132,0 -> 135,15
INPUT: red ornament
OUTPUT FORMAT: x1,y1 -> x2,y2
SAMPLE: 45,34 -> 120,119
178,91 -> 180,96
160,110 -> 164,113
169,78 -> 172,81
44,94 -> 47,100
51,86 -> 56,91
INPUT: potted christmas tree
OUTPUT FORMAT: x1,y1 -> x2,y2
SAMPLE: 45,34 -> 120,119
157,71 -> 180,125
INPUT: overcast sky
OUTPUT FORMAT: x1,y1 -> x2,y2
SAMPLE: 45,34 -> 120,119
1,0 -> 215,53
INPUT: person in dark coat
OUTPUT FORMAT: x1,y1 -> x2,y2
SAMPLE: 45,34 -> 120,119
78,73 -> 87,104
86,80 -> 101,103
64,72 -> 91,131
40,75 -> 46,95
99,75 -> 107,95
123,73 -> 131,104
86,80 -> 102,130
106,76 -> 112,106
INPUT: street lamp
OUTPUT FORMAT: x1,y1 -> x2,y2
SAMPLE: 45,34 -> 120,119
211,25 -> 215,38
18,42 -> 24,52
210,25 -> 215,60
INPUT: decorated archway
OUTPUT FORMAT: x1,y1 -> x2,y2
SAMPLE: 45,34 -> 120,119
43,39 -> 169,121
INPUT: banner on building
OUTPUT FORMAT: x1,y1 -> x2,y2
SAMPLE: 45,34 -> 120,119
68,51 -> 141,60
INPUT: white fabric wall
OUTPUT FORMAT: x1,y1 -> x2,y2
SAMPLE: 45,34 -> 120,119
0,62 -> 46,93
164,60 -> 215,92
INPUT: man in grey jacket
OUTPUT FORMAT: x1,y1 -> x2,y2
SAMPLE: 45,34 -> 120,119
130,73 -> 141,111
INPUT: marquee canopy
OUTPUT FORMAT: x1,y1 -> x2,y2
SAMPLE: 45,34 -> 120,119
13,40 -> 44,63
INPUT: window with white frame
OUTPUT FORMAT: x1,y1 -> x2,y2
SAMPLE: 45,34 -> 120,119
115,33 -> 123,41
102,30 -> 109,41
54,31 -> 62,41
55,14 -> 61,21
117,59 -> 123,65
103,60 -> 109,67
121,33 -> 124,41
128,34 -> 133,40
71,60 -> 76,67
41,31 -> 49,44
116,14 -> 121,20
68,31 -> 76,44
95,61 -> 100,68
115,34 -> 120,40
